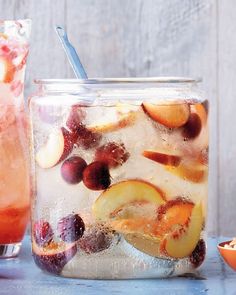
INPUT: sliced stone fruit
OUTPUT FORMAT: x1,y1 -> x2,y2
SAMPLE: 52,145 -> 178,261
110,217 -> 164,238
142,150 -> 181,167
87,110 -> 137,133
36,128 -> 77,169
161,202 -> 203,259
92,180 -> 165,222
32,240 -> 77,275
142,102 -> 190,128
165,160 -> 207,183
124,233 -> 161,257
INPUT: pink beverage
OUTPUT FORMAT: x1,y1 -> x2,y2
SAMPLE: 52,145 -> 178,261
0,19 -> 31,257
30,78 -> 208,278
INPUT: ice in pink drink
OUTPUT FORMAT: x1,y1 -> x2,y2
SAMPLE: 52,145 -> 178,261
0,20 -> 30,246
30,85 -> 208,278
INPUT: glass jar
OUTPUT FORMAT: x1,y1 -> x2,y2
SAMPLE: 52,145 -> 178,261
29,77 -> 208,279
0,19 -> 31,258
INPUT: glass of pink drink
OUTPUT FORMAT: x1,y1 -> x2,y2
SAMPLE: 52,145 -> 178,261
0,19 -> 31,258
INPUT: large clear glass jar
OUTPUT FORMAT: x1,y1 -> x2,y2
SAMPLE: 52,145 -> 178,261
29,77 -> 208,279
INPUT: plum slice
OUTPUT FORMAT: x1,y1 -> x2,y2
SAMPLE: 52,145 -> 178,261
32,241 -> 77,275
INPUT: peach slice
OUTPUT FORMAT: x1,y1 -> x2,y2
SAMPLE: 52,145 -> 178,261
125,233 -> 161,257
92,180 -> 165,222
87,111 -> 137,133
143,150 -> 181,167
165,161 -> 207,183
142,102 -> 190,128
36,128 -> 76,169
110,217 -> 163,238
0,57 -> 15,83
162,202 -> 203,258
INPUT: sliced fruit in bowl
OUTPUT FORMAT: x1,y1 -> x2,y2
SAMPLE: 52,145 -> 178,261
161,202 -> 204,258
142,102 -> 190,128
32,240 -> 77,275
92,179 -> 166,222
36,128 -> 77,169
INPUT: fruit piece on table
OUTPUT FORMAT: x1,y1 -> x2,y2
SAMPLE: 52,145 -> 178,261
66,105 -> 86,132
83,161 -> 111,190
76,124 -> 102,149
142,102 -> 190,128
165,160 -> 207,183
33,219 -> 54,247
32,240 -> 77,275
125,233 -> 161,257
93,179 -> 165,222
36,128 -> 76,169
78,224 -> 113,254
95,142 -> 129,168
61,156 -> 87,184
0,56 -> 15,83
142,150 -> 181,167
189,239 -> 206,268
57,213 -> 85,243
162,202 -> 203,258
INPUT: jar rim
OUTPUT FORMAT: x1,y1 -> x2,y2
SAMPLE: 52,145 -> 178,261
34,76 -> 201,85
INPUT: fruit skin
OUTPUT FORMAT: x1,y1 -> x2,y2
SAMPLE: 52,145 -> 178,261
95,142 -> 129,168
78,224 -> 113,254
57,214 -> 85,243
36,128 -> 77,169
142,102 -> 190,128
142,150 -> 181,166
66,105 -> 86,132
83,162 -> 111,190
189,239 -> 206,268
33,220 -> 54,247
61,156 -> 87,184
162,202 -> 203,258
182,113 -> 202,139
93,179 -> 165,222
32,241 -> 77,275
76,124 -> 102,149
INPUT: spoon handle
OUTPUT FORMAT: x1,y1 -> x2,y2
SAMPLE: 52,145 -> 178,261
55,26 -> 88,79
